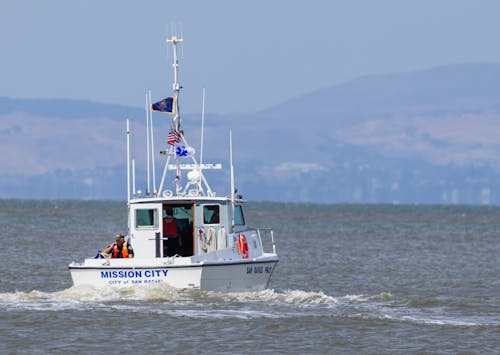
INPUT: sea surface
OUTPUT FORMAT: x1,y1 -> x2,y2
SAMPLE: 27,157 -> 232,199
0,200 -> 499,353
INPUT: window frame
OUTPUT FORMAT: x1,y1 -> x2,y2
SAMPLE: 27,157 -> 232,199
203,204 -> 220,225
135,208 -> 159,229
234,205 -> 245,226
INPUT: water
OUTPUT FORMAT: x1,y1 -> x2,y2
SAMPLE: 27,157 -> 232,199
0,200 -> 499,353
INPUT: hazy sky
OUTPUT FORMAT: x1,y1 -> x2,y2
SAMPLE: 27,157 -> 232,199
2,0 -> 500,114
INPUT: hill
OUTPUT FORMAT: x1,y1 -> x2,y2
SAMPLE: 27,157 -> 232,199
2,63 -> 500,204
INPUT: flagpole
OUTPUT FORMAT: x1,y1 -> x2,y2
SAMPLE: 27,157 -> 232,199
148,90 -> 157,195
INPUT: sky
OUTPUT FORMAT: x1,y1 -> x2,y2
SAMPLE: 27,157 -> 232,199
2,0 -> 500,114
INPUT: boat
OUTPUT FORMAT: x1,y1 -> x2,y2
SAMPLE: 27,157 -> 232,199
68,36 -> 279,292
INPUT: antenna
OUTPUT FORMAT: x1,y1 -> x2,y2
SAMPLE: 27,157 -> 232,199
179,22 -> 184,60
132,158 -> 136,196
200,88 -> 206,166
229,130 -> 235,231
145,92 -> 151,195
126,119 -> 131,202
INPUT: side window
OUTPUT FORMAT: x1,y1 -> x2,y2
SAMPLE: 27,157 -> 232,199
136,209 -> 158,229
203,205 -> 220,224
234,205 -> 245,225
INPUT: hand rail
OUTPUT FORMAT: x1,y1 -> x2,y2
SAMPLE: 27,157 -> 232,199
249,227 -> 277,254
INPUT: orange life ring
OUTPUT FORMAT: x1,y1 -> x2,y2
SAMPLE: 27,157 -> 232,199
237,234 -> 249,259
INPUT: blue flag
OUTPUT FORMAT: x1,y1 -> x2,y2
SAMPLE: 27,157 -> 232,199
152,97 -> 174,114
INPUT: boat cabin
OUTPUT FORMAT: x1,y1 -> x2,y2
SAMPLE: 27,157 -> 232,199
128,198 -> 246,259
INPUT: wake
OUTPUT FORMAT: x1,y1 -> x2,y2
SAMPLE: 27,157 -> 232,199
0,285 -> 340,310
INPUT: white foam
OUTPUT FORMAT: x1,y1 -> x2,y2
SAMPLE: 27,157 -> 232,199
341,292 -> 394,302
0,286 -> 338,315
207,288 -> 338,306
386,313 -> 482,326
0,283 -> 185,311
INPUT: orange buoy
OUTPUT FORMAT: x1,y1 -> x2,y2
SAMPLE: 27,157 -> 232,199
237,234 -> 249,259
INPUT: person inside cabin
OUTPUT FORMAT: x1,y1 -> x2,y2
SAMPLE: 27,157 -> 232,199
102,233 -> 134,258
210,207 -> 220,224
163,206 -> 179,256
204,205 -> 220,224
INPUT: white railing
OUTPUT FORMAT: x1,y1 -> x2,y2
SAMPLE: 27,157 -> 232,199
251,227 -> 277,254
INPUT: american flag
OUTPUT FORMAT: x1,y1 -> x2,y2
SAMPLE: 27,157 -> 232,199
167,130 -> 181,145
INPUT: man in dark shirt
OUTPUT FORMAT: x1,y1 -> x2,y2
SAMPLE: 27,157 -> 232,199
163,206 -> 179,256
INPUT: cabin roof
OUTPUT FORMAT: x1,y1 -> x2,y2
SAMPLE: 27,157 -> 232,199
129,196 -> 245,205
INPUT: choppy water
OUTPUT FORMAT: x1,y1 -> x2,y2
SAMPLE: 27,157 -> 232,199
0,200 -> 499,353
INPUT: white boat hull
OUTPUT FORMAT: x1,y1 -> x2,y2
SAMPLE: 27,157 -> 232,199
69,257 -> 278,292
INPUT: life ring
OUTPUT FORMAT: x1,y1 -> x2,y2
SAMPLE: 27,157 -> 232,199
237,234 -> 249,259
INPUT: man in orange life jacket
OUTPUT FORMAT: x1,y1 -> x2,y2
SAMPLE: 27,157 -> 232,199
103,234 -> 134,258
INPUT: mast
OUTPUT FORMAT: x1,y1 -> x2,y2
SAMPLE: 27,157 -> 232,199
167,36 -> 183,132
157,36 -> 220,198
167,36 -> 183,194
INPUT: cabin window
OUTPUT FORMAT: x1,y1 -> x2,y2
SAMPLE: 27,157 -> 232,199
203,205 -> 220,224
135,208 -> 158,228
234,205 -> 245,225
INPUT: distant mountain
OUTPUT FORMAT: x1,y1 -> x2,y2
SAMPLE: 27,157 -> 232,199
2,63 -> 500,204
0,97 -> 143,120
261,62 -> 500,123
